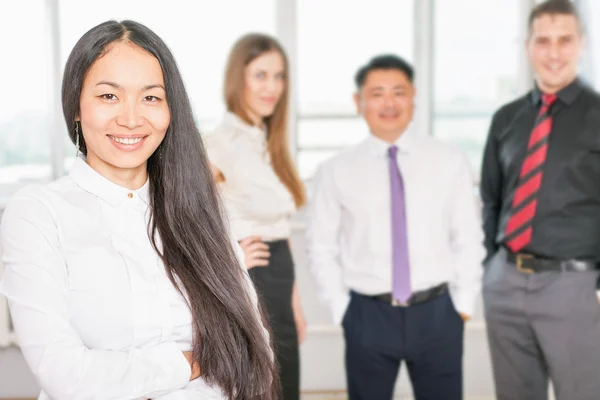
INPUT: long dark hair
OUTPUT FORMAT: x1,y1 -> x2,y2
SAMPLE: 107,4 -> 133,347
62,20 -> 278,399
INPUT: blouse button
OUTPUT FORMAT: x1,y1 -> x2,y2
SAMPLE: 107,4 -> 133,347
127,193 -> 134,199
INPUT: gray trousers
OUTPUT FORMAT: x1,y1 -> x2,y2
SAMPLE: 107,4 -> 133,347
483,248 -> 600,400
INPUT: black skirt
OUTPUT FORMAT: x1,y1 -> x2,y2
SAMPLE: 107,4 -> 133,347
248,239 -> 299,400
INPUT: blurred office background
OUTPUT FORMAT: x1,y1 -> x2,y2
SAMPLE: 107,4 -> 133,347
1,0 -> 599,398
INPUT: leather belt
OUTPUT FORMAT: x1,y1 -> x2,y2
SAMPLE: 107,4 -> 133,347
365,283 -> 448,307
506,251 -> 600,274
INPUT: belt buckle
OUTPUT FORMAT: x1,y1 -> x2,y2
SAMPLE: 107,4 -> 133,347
516,253 -> 535,274
391,298 -> 409,307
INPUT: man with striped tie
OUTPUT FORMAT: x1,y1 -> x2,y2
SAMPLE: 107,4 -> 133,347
480,1 -> 600,399
307,54 -> 485,400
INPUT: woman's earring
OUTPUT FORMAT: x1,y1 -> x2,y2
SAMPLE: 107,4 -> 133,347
75,122 -> 80,156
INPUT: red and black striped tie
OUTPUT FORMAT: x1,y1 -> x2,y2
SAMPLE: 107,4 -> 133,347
504,93 -> 557,252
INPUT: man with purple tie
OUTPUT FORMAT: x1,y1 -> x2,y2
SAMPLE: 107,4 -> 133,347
306,54 -> 485,400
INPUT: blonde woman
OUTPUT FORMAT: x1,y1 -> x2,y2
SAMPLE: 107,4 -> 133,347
204,33 -> 307,400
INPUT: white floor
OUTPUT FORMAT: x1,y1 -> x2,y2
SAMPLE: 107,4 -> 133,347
301,394 -> 496,400
301,389 -> 557,399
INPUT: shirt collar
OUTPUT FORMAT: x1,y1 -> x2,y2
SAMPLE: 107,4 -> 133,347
222,111 -> 267,141
531,77 -> 583,106
70,155 -> 150,207
366,128 -> 417,158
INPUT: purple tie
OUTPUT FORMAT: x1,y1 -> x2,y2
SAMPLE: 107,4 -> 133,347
388,145 -> 412,303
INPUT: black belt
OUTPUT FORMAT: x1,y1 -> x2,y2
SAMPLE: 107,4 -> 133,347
365,283 -> 448,307
506,251 -> 600,274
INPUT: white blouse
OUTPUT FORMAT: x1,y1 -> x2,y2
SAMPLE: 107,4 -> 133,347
204,112 -> 296,241
0,156 -> 265,400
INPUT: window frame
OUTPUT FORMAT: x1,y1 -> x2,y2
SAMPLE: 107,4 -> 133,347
292,0 -> 535,181
0,0 -> 537,205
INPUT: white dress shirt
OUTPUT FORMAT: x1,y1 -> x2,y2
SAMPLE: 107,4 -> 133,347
0,156 -> 265,400
306,133 -> 485,325
203,112 -> 296,241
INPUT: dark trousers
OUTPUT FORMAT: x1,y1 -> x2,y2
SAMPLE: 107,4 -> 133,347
248,240 -> 299,400
343,291 -> 464,400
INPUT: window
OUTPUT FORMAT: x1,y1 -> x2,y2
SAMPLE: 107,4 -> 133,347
0,0 -> 538,203
579,0 -> 600,87
59,0 -> 276,150
0,0 -> 276,206
432,0 -> 523,176
297,118 -> 370,179
0,1 -> 51,204
296,0 -> 415,179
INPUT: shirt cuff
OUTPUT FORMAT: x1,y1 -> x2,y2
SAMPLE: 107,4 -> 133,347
450,287 -> 478,319
332,294 -> 351,326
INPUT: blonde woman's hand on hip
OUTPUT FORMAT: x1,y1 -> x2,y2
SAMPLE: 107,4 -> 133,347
239,236 -> 270,269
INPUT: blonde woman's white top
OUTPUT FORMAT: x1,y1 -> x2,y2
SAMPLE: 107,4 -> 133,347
204,112 -> 296,241
0,156 -> 266,400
